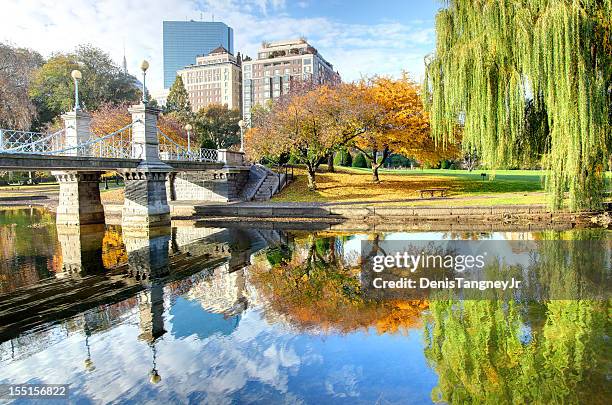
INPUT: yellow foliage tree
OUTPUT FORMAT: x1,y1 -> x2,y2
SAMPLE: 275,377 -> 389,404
354,75 -> 460,182
246,82 -> 379,190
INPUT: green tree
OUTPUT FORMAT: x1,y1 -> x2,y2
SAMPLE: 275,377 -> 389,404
29,44 -> 139,126
423,0 -> 612,210
352,152 -> 368,168
0,43 -> 43,130
194,104 -> 240,149
333,148 -> 352,167
165,76 -> 191,116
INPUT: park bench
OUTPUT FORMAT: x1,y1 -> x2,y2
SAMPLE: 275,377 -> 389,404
418,187 -> 450,198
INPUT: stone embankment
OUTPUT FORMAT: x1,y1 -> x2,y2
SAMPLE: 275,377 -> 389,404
163,201 -> 608,231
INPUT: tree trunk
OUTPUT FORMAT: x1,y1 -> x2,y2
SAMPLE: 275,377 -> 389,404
371,147 -> 390,183
307,167 -> 317,191
327,154 -> 335,173
372,162 -> 381,182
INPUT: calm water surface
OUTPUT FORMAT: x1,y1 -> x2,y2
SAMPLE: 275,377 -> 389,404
0,208 -> 609,404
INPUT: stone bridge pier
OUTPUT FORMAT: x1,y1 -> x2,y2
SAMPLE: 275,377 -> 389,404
54,111 -> 106,226
121,103 -> 171,229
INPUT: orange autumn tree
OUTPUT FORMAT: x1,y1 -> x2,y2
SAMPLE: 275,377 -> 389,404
354,75 -> 459,182
246,82 -> 382,190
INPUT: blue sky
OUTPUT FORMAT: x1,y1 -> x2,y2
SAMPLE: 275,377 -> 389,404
0,0 -> 441,90
284,0 -> 440,24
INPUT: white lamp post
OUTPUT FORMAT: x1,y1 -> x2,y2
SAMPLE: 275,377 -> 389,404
184,123 -> 193,153
71,69 -> 82,111
140,60 -> 149,104
238,119 -> 245,152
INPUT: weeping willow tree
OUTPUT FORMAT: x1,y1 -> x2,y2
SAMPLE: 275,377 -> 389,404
423,0 -> 612,210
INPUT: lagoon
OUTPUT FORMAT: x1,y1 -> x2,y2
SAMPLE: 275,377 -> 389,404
0,208 -> 609,404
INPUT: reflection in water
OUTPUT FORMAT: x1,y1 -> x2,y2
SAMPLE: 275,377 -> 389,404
0,208 -> 61,292
0,208 -> 609,403
425,300 -> 609,404
57,224 -> 106,276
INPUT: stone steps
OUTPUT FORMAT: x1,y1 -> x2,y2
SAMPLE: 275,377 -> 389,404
240,164 -> 269,201
253,174 -> 279,201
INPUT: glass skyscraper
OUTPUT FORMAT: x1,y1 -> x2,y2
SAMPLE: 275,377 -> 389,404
163,21 -> 234,89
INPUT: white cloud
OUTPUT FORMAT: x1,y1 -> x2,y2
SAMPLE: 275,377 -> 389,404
0,0 -> 434,90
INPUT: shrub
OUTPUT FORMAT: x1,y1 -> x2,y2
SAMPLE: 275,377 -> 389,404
352,153 -> 368,168
334,149 -> 353,166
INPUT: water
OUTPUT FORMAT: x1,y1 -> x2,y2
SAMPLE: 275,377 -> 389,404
0,208 -> 609,404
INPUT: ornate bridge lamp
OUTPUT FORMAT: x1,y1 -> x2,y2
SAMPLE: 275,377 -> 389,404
83,328 -> 95,372
140,60 -> 149,104
71,69 -> 82,111
184,123 -> 193,154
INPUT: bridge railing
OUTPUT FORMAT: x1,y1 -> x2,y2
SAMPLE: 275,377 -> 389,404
157,129 -> 219,163
0,125 -> 222,163
0,124 -> 136,159
43,123 -> 136,159
0,128 -> 66,154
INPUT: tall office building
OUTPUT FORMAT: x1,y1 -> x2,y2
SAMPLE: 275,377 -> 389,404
177,46 -> 242,112
163,21 -> 234,89
242,38 -> 340,125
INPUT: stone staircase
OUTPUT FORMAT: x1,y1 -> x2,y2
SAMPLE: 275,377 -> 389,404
240,164 -> 290,201
253,172 -> 280,201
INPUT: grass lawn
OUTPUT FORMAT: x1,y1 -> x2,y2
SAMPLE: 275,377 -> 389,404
273,166 -> 552,206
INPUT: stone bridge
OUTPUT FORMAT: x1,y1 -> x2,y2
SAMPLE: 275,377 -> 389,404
0,103 -> 251,228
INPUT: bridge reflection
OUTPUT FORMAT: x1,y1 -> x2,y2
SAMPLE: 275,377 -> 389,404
0,222 -> 285,348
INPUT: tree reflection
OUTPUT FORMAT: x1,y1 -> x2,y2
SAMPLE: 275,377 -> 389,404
424,231 -> 610,404
251,234 -> 428,334
253,231 -> 610,403
425,299 -> 609,404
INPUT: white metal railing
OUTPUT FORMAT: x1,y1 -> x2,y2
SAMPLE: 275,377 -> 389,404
42,124 -> 136,159
0,125 -> 221,163
0,125 -> 135,159
0,128 -> 66,154
157,129 -> 219,162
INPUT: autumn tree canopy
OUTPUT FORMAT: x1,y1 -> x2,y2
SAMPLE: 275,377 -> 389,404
0,43 -> 43,130
247,77 -> 457,189
353,75 -> 459,182
246,82 -> 379,190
